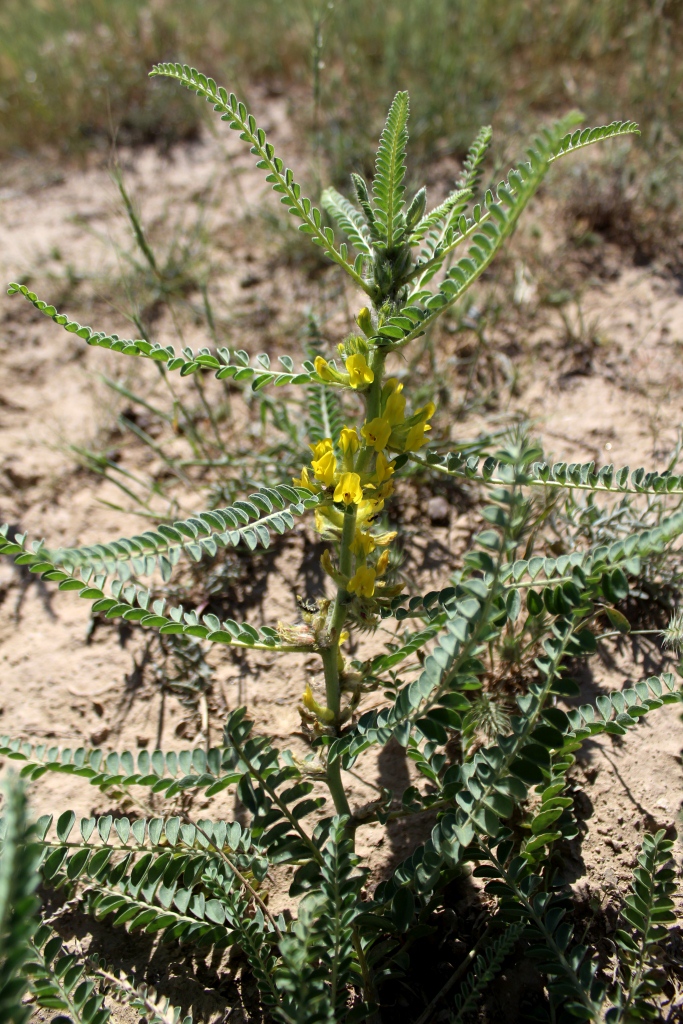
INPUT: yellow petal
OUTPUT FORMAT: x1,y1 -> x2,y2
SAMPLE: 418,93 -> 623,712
302,684 -> 335,723
311,449 -> 337,485
351,529 -> 375,557
375,550 -> 390,575
347,565 -> 376,598
314,356 -> 341,383
293,466 -> 318,491
374,452 -> 395,483
404,422 -> 431,452
384,391 -> 406,426
333,472 -> 363,505
339,427 -> 360,454
361,417 -> 392,452
309,437 -> 333,460
346,353 -> 374,388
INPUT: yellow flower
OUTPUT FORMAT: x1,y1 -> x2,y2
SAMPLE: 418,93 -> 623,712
383,377 -> 403,396
384,391 -> 406,426
320,548 -> 346,584
339,427 -> 360,455
312,449 -> 337,486
346,353 -> 374,388
377,480 -> 394,500
351,529 -> 376,558
417,401 -> 436,423
315,506 -> 343,535
347,565 -> 376,598
374,452 -> 395,484
302,684 -> 335,723
361,416 -> 392,452
390,402 -> 436,452
293,466 -> 318,491
314,356 -> 342,383
404,421 -> 432,452
374,529 -> 397,546
375,550 -> 390,575
358,497 -> 384,525
309,437 -> 333,460
333,472 -> 363,505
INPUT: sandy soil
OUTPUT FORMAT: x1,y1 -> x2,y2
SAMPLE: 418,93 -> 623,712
1,96 -> 683,1019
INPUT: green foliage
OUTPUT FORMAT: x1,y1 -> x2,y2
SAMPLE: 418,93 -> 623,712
148,63 -> 371,294
2,2 -> 677,235
88,959 -> 191,1024
450,921 -> 524,1022
6,285 -> 322,391
422,447 -> 683,497
1,67 -> 680,1024
475,835 -> 607,1020
607,831 -> 678,1022
0,530 -> 314,653
55,483 -> 319,572
306,382 -> 346,449
371,91 -> 410,251
275,817 -> 365,1024
27,926 -> 110,1024
0,776 -> 40,1024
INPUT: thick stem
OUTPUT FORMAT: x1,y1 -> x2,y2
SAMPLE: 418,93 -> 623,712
322,637 -> 352,816
366,347 -> 387,420
322,345 -> 385,820
322,506 -> 356,818
355,347 -> 387,475
325,504 -> 358,676
325,738 -> 351,817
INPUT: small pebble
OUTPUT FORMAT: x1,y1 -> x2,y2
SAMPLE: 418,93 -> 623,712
427,495 -> 450,525
240,273 -> 262,288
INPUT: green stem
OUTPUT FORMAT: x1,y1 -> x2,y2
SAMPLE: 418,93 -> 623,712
322,506 -> 357,819
355,347 -> 386,475
322,343 -> 386,819
231,735 -> 324,863
487,848 -> 602,1020
326,744 -> 351,818
352,927 -> 378,1016
366,347 -> 387,420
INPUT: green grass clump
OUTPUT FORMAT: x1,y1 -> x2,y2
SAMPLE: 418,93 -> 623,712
2,0 -> 681,266
2,0 -> 681,167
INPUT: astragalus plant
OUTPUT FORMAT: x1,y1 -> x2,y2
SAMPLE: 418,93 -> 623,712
0,65 -> 680,1023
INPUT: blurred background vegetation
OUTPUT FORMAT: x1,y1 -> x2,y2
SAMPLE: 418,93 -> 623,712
0,0 -> 681,263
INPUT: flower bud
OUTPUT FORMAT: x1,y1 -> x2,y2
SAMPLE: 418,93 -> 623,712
356,306 -> 374,337
302,684 -> 335,723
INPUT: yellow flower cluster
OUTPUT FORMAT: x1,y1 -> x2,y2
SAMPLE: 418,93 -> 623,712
294,434 -> 394,517
294,426 -> 398,600
314,352 -> 374,391
361,378 -> 435,455
293,379 -> 434,603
